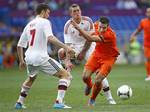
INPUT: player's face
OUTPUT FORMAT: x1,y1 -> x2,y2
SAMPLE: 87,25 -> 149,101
43,9 -> 50,18
99,22 -> 108,32
70,7 -> 81,20
146,8 -> 150,19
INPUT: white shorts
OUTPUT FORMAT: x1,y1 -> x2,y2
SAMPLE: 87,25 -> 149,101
69,42 -> 95,61
26,57 -> 63,77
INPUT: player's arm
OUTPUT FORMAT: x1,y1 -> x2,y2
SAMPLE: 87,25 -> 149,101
17,29 -> 28,70
130,21 -> 143,43
70,20 -> 103,42
48,36 -> 74,58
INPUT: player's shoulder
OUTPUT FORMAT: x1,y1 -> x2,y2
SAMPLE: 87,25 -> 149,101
141,18 -> 149,23
64,19 -> 72,28
82,16 -> 93,23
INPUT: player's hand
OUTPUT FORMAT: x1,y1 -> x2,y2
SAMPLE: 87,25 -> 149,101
66,46 -> 75,57
77,51 -> 86,61
19,60 -> 26,70
70,19 -> 80,30
64,59 -> 74,72
130,36 -> 136,43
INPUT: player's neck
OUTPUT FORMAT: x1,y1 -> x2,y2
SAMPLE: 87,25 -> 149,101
37,14 -> 45,18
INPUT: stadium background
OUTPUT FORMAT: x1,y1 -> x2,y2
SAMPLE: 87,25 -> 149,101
0,0 -> 148,68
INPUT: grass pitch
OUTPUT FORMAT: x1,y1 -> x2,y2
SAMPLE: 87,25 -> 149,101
0,64 -> 150,112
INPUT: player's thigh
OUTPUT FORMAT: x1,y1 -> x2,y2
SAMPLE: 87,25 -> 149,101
27,65 -> 40,78
40,58 -> 63,75
40,58 -> 70,78
85,54 -> 99,72
98,58 -> 116,77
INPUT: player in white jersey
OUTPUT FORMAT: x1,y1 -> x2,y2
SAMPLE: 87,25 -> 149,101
58,4 -> 116,104
15,3 -> 74,109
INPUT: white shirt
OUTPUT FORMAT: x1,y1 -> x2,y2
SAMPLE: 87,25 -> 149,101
64,16 -> 95,58
17,16 -> 54,66
64,16 -> 93,46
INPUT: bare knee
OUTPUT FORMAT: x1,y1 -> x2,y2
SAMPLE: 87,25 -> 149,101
58,48 -> 66,60
95,74 -> 105,86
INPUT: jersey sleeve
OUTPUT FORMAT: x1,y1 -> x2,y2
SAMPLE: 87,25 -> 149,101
43,20 -> 54,38
17,27 -> 28,48
64,21 -> 72,44
137,20 -> 143,31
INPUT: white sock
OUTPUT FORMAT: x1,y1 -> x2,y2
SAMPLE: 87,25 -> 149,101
104,90 -> 113,100
17,85 -> 30,104
56,90 -> 66,103
102,78 -> 113,100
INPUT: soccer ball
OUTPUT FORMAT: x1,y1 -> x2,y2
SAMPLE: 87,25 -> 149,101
117,85 -> 132,99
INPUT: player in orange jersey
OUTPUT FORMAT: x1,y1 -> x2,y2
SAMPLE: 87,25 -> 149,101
71,16 -> 119,106
130,8 -> 150,81
58,4 -> 116,104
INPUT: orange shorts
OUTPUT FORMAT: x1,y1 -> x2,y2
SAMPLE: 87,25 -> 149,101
85,54 -> 116,77
144,47 -> 150,58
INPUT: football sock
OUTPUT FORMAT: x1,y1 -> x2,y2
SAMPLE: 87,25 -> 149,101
102,78 -> 113,100
56,79 -> 70,103
83,77 -> 93,88
103,87 -> 113,100
91,82 -> 102,100
145,61 -> 150,77
17,85 -> 30,104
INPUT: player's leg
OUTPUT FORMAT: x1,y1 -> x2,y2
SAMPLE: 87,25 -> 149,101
89,72 -> 104,106
83,54 -> 98,96
100,58 -> 117,104
144,47 -> 150,81
102,78 -> 116,104
82,68 -> 93,96
41,58 -> 72,109
58,48 -> 74,72
15,65 -> 38,109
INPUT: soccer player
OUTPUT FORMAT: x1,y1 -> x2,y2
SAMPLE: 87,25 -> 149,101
15,3 -> 74,109
130,7 -> 150,81
58,4 -> 116,104
70,16 -> 119,106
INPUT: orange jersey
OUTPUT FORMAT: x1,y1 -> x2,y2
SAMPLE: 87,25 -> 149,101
138,18 -> 150,47
92,22 -> 119,58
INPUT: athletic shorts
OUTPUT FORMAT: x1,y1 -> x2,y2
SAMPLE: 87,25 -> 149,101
85,54 -> 117,77
144,47 -> 150,58
26,57 -> 63,77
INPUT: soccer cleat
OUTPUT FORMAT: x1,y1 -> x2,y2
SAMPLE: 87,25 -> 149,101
108,99 -> 116,105
84,86 -> 91,96
53,102 -> 72,109
15,102 -> 26,109
88,99 -> 95,107
145,76 -> 150,81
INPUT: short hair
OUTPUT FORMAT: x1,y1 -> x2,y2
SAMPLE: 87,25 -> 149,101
69,4 -> 80,13
36,3 -> 50,14
99,16 -> 109,25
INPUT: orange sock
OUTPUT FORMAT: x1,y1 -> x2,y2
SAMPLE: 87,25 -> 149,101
91,82 -> 102,100
83,77 -> 93,88
145,61 -> 150,77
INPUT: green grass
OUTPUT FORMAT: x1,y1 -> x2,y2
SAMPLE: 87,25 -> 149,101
0,64 -> 150,112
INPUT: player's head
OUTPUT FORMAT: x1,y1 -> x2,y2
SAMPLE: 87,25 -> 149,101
36,3 -> 50,18
69,4 -> 82,20
99,16 -> 109,32
146,8 -> 150,19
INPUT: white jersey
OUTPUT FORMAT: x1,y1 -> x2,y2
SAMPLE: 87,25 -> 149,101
64,16 -> 96,59
17,16 -> 54,66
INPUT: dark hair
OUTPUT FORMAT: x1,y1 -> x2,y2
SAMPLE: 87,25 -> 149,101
36,3 -> 50,14
99,16 -> 109,25
69,4 -> 80,12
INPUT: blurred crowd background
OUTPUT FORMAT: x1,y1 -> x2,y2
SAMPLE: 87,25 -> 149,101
0,0 -> 149,68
